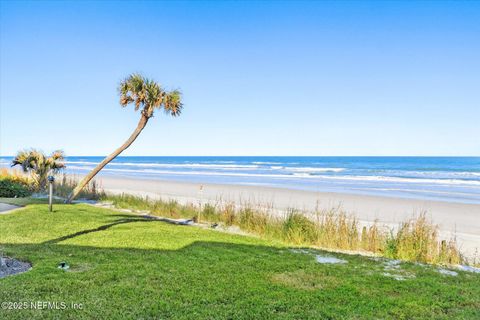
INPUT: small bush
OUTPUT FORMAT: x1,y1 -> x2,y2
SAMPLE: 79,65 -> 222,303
0,168 -> 35,191
201,204 -> 219,221
384,213 -> 462,265
238,207 -> 269,235
283,210 -> 317,244
220,203 -> 237,226
0,179 -> 31,198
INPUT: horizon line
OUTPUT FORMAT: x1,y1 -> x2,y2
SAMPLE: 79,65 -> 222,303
1,155 -> 480,158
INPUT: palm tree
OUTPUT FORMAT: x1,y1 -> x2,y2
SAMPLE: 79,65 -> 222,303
11,149 -> 65,191
66,73 -> 183,203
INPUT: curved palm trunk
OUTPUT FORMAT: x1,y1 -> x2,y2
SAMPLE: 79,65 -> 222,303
66,114 -> 149,203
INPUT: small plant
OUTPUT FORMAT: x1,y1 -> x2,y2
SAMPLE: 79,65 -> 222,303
238,206 -> 269,235
0,180 -> 31,198
385,213 -> 463,265
220,203 -> 236,226
0,168 -> 35,190
283,210 -> 317,244
201,204 -> 218,222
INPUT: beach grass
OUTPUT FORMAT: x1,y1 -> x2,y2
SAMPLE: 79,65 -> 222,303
103,193 -> 463,265
53,174 -> 105,200
0,203 -> 479,319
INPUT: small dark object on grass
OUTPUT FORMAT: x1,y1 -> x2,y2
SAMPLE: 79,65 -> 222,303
58,261 -> 69,270
211,223 -> 219,229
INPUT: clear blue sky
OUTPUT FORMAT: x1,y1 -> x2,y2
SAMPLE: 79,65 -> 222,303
1,1 -> 479,156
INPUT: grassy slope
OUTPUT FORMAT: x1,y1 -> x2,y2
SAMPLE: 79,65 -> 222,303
0,203 -> 479,319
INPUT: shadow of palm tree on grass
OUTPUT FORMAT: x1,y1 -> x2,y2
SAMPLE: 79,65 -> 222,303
42,215 -> 194,245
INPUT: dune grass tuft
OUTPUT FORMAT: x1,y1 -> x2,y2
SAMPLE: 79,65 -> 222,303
384,213 -> 462,265
53,174 -> 106,200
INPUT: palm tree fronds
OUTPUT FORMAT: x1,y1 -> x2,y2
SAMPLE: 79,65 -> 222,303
163,90 -> 183,116
117,73 -> 183,118
11,149 -> 66,191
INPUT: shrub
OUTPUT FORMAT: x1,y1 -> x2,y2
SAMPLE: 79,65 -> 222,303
283,210 -> 317,244
238,207 -> 269,235
0,168 -> 35,191
0,179 -> 31,198
384,213 -> 463,265
220,203 -> 237,226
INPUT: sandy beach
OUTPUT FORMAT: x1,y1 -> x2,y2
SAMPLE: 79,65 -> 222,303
97,175 -> 480,258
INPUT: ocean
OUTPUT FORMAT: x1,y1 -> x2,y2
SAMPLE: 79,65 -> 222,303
1,156 -> 480,204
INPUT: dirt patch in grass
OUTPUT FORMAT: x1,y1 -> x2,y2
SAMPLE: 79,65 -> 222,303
66,262 -> 93,273
271,270 -> 337,291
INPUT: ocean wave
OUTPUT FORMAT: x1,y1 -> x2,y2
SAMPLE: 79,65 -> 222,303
67,166 -> 297,179
313,174 -> 480,186
292,173 -> 311,177
65,165 -> 480,186
66,161 -> 347,173
363,170 -> 480,181
66,161 -> 260,170
286,167 -> 345,173
252,161 -> 282,165
362,187 -> 479,197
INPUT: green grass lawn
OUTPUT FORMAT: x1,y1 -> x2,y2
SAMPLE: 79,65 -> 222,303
0,203 -> 479,319
0,197 -> 63,206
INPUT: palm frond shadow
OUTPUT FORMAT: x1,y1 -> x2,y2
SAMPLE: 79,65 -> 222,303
42,215 -> 193,245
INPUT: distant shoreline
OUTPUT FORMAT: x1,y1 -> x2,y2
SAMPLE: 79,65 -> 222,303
94,174 -> 480,258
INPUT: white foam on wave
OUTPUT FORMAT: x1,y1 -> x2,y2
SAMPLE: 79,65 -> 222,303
65,165 -> 480,187
67,161 -> 346,174
68,166 -> 297,179
381,170 -> 480,180
65,161 -> 100,166
292,173 -> 311,177
286,167 -> 345,173
66,161 -> 259,170
313,174 -> 480,186
62,161 -> 480,182
252,161 -> 282,165
365,187 -> 479,197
